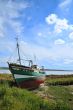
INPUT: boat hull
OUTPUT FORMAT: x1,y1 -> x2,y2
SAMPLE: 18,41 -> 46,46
8,63 -> 45,89
14,74 -> 45,89
15,75 -> 45,89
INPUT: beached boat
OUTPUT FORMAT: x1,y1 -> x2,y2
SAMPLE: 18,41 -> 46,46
8,38 -> 45,89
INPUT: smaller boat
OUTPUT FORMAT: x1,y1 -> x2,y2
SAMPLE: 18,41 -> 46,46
8,38 -> 45,89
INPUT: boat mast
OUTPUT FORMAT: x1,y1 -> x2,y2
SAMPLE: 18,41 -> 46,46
16,37 -> 21,65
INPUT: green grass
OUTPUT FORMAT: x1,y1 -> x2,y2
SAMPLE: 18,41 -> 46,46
47,86 -> 73,109
0,82 -> 52,110
0,74 -> 73,110
0,74 -> 13,81
46,75 -> 73,85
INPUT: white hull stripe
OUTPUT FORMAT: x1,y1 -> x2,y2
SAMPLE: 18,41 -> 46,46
14,74 -> 45,80
14,74 -> 37,79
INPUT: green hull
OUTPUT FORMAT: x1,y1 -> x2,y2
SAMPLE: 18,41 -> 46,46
8,63 -> 45,89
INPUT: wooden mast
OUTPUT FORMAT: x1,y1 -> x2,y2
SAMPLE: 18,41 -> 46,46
16,37 -> 21,65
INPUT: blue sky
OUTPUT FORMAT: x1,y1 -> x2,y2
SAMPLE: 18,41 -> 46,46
1,0 -> 73,70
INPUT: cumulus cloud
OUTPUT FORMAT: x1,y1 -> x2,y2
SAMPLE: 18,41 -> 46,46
69,32 -> 73,40
54,19 -> 68,33
54,39 -> 65,45
32,13 -> 73,65
45,14 -> 57,24
45,13 -> 72,34
59,0 -> 72,9
45,14 -> 69,33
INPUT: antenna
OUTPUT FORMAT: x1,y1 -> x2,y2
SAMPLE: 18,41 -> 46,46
34,54 -> 37,65
16,37 -> 21,65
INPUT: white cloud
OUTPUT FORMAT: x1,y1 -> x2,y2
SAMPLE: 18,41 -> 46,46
45,14 -> 70,34
59,0 -> 72,9
10,21 -> 24,36
54,39 -> 65,45
54,18 -> 69,33
69,32 -> 73,40
45,14 -> 57,24
0,0 -> 30,37
7,1 -> 30,19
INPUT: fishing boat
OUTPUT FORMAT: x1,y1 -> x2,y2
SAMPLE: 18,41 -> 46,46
8,38 -> 45,89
